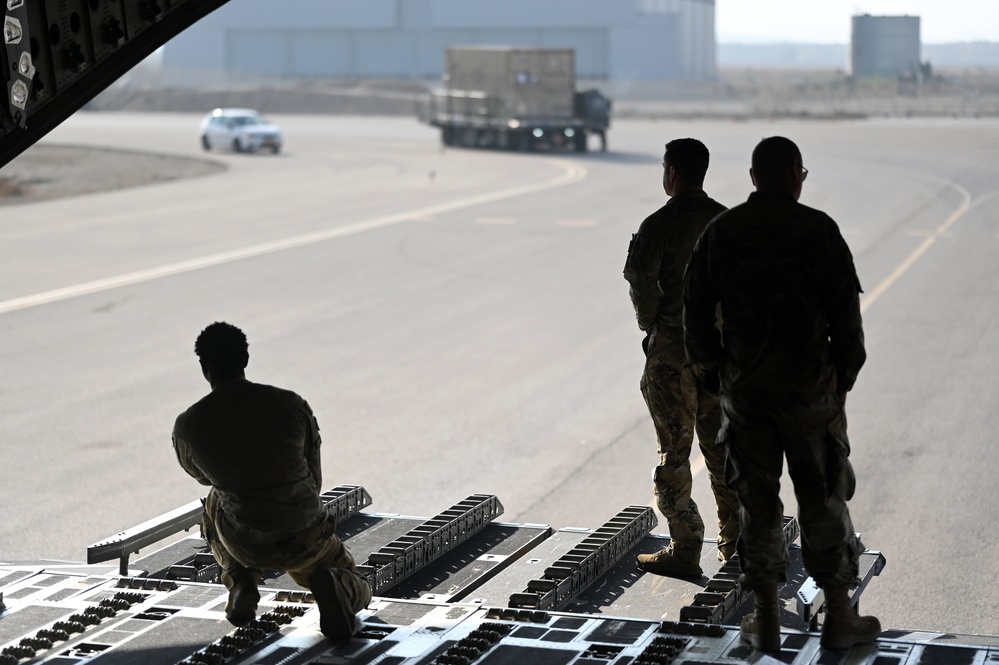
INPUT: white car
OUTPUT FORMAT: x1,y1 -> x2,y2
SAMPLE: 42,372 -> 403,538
199,108 -> 282,154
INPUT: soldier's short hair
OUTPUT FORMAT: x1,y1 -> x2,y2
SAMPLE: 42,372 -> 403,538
751,136 -> 802,187
664,138 -> 710,186
195,322 -> 249,376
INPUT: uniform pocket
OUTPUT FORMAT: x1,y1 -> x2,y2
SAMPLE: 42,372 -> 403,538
826,402 -> 856,501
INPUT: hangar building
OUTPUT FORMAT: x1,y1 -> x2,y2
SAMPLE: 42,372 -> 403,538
162,0 -> 717,84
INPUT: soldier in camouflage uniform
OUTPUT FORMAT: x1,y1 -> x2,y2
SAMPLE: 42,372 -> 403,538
624,138 -> 740,579
173,322 -> 371,639
683,137 -> 880,651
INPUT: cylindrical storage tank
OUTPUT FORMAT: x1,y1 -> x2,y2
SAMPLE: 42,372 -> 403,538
850,14 -> 921,78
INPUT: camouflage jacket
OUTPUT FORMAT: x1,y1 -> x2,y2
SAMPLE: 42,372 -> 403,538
683,191 -> 865,396
624,190 -> 726,367
173,378 -> 326,540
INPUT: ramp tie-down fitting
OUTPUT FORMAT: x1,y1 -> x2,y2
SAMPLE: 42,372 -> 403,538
679,516 -> 800,624
358,494 -> 505,596
509,505 -> 658,611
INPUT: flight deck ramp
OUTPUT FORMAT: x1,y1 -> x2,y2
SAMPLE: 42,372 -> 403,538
4,486 -> 993,665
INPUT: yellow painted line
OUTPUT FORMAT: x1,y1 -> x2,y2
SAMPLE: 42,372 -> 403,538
861,182 -> 973,313
684,185 -> 999,484
0,160 -> 586,315
690,453 -> 706,478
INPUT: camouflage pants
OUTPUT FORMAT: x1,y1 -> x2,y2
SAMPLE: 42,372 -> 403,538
719,392 -> 863,590
202,489 -> 371,612
641,361 -> 740,556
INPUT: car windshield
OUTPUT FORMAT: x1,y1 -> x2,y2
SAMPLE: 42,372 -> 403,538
229,115 -> 264,126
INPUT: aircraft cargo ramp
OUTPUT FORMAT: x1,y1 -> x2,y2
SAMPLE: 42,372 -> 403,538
2,485 -> 995,665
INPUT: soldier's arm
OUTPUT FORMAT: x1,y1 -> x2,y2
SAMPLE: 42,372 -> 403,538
172,419 -> 212,486
682,228 -> 723,365
823,221 -> 866,393
302,401 -> 323,491
623,218 -> 664,332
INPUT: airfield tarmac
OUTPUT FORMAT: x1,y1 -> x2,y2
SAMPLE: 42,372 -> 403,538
1,112 -> 997,637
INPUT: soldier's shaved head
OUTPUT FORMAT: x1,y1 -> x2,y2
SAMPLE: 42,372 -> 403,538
195,321 -> 249,379
750,136 -> 804,196
664,138 -> 710,188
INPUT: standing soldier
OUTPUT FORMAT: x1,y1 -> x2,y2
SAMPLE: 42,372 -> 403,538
683,137 -> 880,651
624,138 -> 740,578
173,322 -> 371,639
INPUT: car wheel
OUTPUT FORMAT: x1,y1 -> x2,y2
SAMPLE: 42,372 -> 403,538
271,144 -> 281,154
232,138 -> 243,153
201,135 -> 211,151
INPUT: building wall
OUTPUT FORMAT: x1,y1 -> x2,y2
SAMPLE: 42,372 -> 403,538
163,0 -> 716,84
850,15 -> 921,78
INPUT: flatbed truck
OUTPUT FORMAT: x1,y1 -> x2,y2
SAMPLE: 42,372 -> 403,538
420,46 -> 612,152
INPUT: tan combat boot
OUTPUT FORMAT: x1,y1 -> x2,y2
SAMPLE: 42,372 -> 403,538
820,586 -> 881,650
636,540 -> 703,578
309,568 -> 369,640
739,583 -> 782,652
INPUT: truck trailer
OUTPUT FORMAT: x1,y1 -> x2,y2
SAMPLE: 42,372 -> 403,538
420,46 -> 612,152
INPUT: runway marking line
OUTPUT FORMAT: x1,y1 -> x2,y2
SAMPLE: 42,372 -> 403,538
861,182 -> 981,313
475,216 -> 517,225
0,160 -> 587,315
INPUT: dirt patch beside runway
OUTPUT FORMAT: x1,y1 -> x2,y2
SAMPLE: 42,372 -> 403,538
0,144 -> 226,206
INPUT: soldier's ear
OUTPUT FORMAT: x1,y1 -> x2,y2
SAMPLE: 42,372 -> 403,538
749,168 -> 757,187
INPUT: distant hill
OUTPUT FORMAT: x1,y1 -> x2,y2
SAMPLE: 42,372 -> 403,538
718,43 -> 847,68
718,42 -> 999,69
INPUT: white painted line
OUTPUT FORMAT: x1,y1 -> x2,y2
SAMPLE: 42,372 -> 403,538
0,160 -> 587,315
475,217 -> 517,225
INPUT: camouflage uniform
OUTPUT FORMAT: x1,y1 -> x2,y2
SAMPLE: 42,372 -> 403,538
683,191 -> 866,590
625,190 -> 740,560
201,489 -> 368,609
173,379 -> 370,612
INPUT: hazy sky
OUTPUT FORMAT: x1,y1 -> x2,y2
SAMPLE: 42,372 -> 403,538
716,1 -> 998,44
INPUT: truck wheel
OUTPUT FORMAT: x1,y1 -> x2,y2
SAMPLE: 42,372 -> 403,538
574,133 -> 587,152
442,128 -> 455,146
